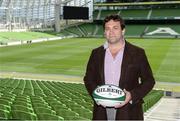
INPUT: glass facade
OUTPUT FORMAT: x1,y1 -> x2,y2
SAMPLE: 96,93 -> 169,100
0,0 -> 93,31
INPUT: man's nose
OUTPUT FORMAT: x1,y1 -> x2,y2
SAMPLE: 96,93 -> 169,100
109,29 -> 114,34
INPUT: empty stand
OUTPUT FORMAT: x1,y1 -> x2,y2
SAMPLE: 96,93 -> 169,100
0,78 -> 163,120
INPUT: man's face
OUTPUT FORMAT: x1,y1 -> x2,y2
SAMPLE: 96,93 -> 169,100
104,20 -> 123,44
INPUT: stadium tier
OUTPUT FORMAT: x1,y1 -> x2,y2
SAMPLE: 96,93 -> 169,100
151,8 -> 180,19
0,78 -> 163,120
93,8 -> 180,20
60,24 -> 180,38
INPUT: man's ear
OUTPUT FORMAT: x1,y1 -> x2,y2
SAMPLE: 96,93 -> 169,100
122,29 -> 126,35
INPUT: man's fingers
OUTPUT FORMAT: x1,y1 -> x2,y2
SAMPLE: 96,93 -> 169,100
114,102 -> 125,108
123,88 -> 127,93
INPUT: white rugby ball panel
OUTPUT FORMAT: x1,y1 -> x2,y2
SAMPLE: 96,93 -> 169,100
94,98 -> 124,107
92,84 -> 126,107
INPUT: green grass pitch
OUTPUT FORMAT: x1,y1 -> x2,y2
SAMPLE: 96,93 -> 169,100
0,32 -> 56,43
0,37 -> 180,83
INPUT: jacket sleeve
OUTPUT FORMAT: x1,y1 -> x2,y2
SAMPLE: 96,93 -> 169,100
130,50 -> 155,104
83,49 -> 98,97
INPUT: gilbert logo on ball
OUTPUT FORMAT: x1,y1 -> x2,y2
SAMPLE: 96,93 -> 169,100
92,85 -> 125,107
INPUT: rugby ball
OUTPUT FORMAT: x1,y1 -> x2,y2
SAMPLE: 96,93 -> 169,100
92,84 -> 125,107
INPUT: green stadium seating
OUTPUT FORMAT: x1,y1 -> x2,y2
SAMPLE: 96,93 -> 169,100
55,109 -> 79,119
34,90 -> 45,96
83,103 -> 93,111
11,105 -> 34,113
0,96 -> 14,102
43,96 -> 57,101
14,96 -> 31,102
50,104 -> 69,112
32,103 -> 51,109
95,25 -> 103,37
0,99 -> 12,106
0,104 -> 11,111
64,26 -> 84,37
125,25 -> 146,37
23,89 -> 34,95
62,116 -> 87,120
120,9 -> 149,19
37,113 -> 64,120
31,99 -> 45,104
34,107 -> 56,115
0,109 -> 10,119
93,10 -> 99,19
151,8 -> 180,19
12,100 -> 32,108
30,95 -> 44,101
46,101 -> 62,106
12,88 -> 23,94
79,112 -> 92,119
70,107 -> 92,119
0,78 -> 164,120
78,23 -> 96,36
11,110 -> 37,120
1,93 -> 16,100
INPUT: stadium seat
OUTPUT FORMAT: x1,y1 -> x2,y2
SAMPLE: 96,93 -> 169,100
32,102 -> 51,109
12,88 -> 24,94
80,102 -> 93,109
62,116 -> 87,120
56,93 -> 70,99
1,92 -> 16,99
11,105 -> 34,113
13,100 -> 32,108
31,99 -> 46,104
59,99 -> 75,105
0,99 -> 12,106
77,110 -> 92,119
83,97 -> 93,104
69,106 -> 84,111
83,104 -> 93,111
56,109 -> 79,118
70,107 -> 92,118
23,90 -> 34,95
50,104 -> 69,112
34,107 -> 56,115
37,113 -> 64,120
0,109 -> 10,119
0,104 -> 11,111
65,103 -> 81,109
43,96 -> 59,103
30,95 -> 44,100
46,101 -> 63,107
33,90 -> 45,96
11,110 -> 37,120
14,97 -> 30,103
0,96 -> 14,102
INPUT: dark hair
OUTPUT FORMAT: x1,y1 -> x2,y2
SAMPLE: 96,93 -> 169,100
103,14 -> 125,30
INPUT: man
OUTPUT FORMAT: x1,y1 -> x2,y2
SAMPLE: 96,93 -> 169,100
84,14 -> 155,120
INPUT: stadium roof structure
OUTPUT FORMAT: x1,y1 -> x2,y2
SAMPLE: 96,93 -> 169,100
0,0 -> 93,32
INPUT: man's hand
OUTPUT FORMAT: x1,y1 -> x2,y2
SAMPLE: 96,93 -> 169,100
114,89 -> 132,108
